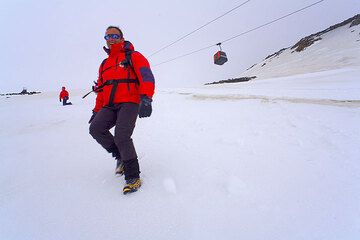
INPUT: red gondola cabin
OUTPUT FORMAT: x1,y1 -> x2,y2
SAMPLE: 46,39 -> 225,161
214,51 -> 228,65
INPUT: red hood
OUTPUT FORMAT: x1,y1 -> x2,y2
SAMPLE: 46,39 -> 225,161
103,40 -> 135,56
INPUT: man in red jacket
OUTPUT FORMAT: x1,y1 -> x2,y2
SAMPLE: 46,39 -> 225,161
59,86 -> 72,105
89,26 -> 155,194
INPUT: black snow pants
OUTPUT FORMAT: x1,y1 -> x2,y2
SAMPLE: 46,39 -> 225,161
89,102 -> 140,180
62,96 -> 72,105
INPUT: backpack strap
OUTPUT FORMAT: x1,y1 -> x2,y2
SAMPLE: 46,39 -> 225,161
124,50 -> 139,91
108,50 -> 139,105
82,52 -> 139,101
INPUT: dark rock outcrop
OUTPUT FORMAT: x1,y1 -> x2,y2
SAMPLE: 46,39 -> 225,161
0,89 -> 41,96
350,17 -> 360,27
205,76 -> 256,85
291,36 -> 322,52
291,14 -> 360,52
265,48 -> 287,60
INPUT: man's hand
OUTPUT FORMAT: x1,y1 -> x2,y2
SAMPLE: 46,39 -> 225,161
139,95 -> 152,118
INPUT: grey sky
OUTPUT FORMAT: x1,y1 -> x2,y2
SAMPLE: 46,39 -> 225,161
0,0 -> 359,92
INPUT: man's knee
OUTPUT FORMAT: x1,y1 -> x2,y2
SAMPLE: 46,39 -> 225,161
114,125 -> 134,141
89,121 -> 101,138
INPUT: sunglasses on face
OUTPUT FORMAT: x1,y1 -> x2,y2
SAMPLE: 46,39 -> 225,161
104,34 -> 121,40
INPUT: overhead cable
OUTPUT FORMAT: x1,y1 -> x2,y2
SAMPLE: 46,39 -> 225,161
221,0 -> 325,44
148,0 -> 252,57
153,0 -> 325,67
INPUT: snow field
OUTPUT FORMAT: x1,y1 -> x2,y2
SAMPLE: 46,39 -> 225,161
1,74 -> 359,239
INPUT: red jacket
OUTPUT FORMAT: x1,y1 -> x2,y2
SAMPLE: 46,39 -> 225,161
93,41 -> 155,112
59,89 -> 69,100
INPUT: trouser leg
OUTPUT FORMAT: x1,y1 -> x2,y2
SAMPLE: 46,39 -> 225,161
114,103 -> 140,179
63,96 -> 68,105
114,103 -> 139,161
89,107 -> 118,153
123,158 -> 140,180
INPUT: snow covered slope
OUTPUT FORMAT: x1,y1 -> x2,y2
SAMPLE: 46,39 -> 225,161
242,15 -> 360,79
1,67 -> 360,239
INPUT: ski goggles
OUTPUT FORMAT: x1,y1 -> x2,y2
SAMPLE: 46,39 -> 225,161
104,34 -> 121,40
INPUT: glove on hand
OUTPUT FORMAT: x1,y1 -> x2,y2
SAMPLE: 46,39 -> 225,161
59,98 -> 61,102
139,95 -> 152,118
88,111 -> 97,124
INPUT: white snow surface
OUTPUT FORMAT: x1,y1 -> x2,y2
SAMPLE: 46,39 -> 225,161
242,21 -> 360,79
1,67 -> 360,240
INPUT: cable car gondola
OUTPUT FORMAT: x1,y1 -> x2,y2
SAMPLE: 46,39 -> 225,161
214,43 -> 228,65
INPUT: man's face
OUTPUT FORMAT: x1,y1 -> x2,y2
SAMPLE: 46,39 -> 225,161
105,28 -> 123,49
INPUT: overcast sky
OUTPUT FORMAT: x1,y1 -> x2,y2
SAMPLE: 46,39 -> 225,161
0,0 -> 359,93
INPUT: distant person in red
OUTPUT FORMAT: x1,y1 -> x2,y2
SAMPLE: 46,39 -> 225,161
59,86 -> 72,105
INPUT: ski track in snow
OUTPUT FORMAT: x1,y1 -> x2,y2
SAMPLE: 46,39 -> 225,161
191,94 -> 360,108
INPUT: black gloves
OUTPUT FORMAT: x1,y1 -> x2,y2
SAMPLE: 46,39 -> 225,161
88,111 -> 97,124
59,98 -> 61,102
139,95 -> 152,118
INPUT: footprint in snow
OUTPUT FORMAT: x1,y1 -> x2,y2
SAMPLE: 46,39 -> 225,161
163,178 -> 177,194
226,176 -> 247,196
